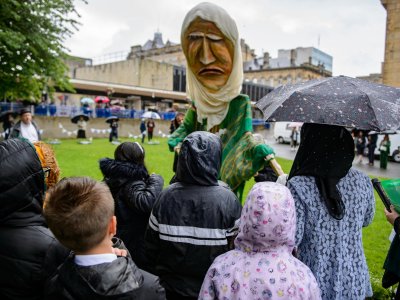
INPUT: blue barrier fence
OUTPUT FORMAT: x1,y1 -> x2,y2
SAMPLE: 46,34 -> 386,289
0,103 -> 178,121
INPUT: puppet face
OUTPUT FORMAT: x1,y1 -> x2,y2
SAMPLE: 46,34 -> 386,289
182,18 -> 234,93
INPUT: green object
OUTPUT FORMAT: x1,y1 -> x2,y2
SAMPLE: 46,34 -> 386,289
168,95 -> 275,202
381,178 -> 400,212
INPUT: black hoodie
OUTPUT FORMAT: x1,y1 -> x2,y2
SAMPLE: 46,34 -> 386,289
0,139 -> 69,300
145,131 -> 242,298
99,158 -> 164,270
45,255 -> 166,299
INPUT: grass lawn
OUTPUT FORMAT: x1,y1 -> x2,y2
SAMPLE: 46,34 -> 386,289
51,137 -> 396,298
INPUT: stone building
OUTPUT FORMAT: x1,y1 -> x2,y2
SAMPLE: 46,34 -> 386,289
381,0 -> 400,87
65,33 -> 332,112
243,47 -> 332,87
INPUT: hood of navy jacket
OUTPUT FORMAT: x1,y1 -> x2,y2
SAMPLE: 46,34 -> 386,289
175,131 -> 221,186
0,138 -> 45,225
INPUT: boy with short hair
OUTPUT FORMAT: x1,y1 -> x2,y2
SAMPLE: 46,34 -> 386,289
44,177 -> 165,299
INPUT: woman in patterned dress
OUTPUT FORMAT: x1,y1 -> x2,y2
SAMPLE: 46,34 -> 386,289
287,123 -> 375,300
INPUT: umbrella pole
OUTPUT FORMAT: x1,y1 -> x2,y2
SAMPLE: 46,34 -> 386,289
266,155 -> 284,177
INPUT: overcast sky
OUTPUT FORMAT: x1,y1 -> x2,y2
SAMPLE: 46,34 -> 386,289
64,0 -> 387,77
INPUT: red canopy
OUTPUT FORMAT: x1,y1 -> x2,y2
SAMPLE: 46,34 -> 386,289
95,96 -> 110,103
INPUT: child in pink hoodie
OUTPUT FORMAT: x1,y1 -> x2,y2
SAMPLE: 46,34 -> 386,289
199,182 -> 321,300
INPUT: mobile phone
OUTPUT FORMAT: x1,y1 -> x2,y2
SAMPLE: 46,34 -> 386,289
372,178 -> 392,212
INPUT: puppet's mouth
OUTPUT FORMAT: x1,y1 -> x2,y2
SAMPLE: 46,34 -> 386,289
198,67 -> 224,76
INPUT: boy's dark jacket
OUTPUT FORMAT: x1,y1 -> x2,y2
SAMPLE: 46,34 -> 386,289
0,139 -> 68,300
145,132 -> 242,298
99,158 -> 164,269
45,255 -> 166,299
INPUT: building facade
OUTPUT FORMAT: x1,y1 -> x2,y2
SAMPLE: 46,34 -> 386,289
381,0 -> 400,87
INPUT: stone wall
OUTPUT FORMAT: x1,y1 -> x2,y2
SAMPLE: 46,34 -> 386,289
74,58 -> 175,90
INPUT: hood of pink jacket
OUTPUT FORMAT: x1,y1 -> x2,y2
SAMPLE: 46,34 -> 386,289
234,182 -> 296,253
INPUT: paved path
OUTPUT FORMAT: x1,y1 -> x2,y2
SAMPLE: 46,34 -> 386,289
265,137 -> 400,179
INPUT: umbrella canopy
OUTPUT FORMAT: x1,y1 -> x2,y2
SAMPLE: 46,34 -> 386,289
368,129 -> 399,135
0,110 -> 17,123
256,76 -> 400,131
288,122 -> 303,128
95,96 -> 110,103
106,116 -> 119,123
141,111 -> 161,119
80,97 -> 94,104
71,114 -> 89,124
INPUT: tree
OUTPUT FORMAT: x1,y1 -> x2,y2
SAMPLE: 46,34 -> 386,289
0,0 -> 85,102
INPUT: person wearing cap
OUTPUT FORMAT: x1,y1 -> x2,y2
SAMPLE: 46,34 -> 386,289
10,108 -> 41,142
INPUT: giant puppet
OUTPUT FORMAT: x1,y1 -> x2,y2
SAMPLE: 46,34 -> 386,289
168,2 -> 283,201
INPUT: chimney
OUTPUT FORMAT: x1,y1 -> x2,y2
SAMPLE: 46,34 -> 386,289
263,52 -> 270,69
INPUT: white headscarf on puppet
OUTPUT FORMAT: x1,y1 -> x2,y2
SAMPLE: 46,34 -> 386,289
181,2 -> 243,131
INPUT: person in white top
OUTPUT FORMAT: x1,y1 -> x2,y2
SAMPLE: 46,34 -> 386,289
10,108 -> 41,142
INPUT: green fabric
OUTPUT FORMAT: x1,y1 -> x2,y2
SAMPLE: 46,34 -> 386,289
168,94 -> 275,202
380,140 -> 391,169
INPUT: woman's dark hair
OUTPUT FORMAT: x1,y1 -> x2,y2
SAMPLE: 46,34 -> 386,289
114,142 -> 145,165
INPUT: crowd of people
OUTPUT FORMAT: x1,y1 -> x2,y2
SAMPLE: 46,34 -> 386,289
1,125 -> 397,299
0,2 -> 398,299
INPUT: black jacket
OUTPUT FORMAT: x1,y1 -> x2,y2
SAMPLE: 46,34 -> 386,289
99,158 -> 164,269
0,139 -> 69,300
145,132 -> 242,298
45,255 -> 166,300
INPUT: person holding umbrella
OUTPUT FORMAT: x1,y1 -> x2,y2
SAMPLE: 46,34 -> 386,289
71,114 -> 89,139
287,123 -> 375,299
77,116 -> 87,139
106,116 -> 119,142
168,2 -> 282,202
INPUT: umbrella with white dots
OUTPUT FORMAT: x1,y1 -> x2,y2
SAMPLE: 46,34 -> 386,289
256,75 -> 400,131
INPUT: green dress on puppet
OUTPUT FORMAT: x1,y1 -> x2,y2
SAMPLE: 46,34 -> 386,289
168,94 -> 274,203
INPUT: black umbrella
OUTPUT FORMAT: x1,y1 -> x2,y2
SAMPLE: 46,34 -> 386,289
256,76 -> 400,131
71,114 -> 89,124
0,110 -> 17,123
106,116 -> 119,124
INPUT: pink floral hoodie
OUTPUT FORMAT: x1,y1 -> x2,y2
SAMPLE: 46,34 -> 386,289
199,182 -> 321,300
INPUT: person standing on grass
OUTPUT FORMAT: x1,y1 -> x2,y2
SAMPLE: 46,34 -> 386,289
99,142 -> 164,270
287,123 -> 375,300
140,118 -> 146,144
76,116 -> 87,139
109,119 -> 119,142
147,118 -> 155,142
